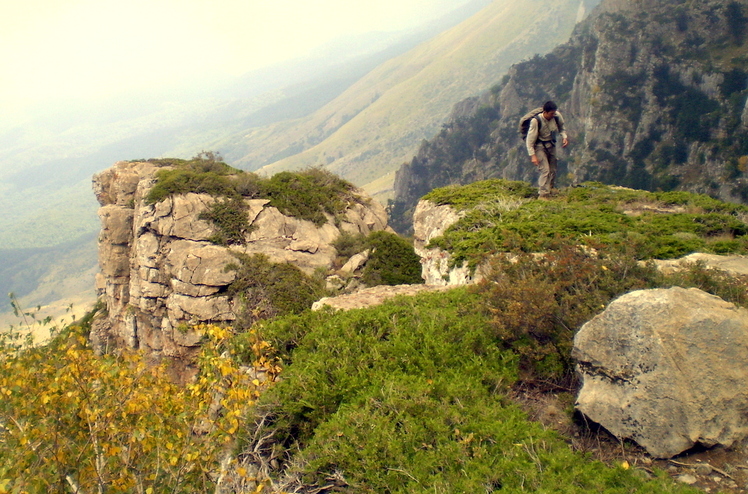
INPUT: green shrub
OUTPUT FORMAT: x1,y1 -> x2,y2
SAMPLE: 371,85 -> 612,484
258,168 -> 360,226
199,197 -> 252,246
422,179 -> 536,209
243,289 -> 700,493
361,231 -> 423,286
225,253 -> 326,330
331,231 -> 367,264
146,161 -> 363,229
427,182 -> 748,269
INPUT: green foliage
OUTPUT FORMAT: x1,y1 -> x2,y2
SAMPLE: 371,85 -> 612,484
258,168 -> 360,226
422,178 -> 536,210
332,231 -> 367,262
146,159 -> 362,229
428,182 -> 748,269
0,323 -> 268,493
360,231 -> 423,286
248,290 -> 700,493
225,253 -> 326,329
199,197 -> 253,246
145,154 -> 245,204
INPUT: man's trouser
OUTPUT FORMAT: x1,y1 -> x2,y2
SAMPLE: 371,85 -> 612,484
533,140 -> 557,197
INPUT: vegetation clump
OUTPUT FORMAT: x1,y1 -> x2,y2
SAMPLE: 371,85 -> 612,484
238,289 -> 701,493
360,230 -> 423,286
198,197 -> 253,246
225,253 -> 326,328
0,322 -> 273,493
428,181 -> 748,269
146,154 -> 363,231
259,169 -> 360,227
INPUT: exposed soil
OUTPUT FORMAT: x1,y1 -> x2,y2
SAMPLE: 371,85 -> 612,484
513,383 -> 748,493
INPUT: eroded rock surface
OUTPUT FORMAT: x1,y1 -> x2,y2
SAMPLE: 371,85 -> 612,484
91,161 -> 388,375
573,286 -> 748,458
412,200 -> 476,285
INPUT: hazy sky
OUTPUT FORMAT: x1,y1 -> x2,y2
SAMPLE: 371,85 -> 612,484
0,0 -> 473,113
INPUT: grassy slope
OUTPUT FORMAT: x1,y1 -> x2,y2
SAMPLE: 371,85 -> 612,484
250,0 -> 592,200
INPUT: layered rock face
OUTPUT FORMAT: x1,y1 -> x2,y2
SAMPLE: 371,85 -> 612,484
391,0 -> 748,233
412,200 -> 482,286
573,286 -> 748,458
91,161 -> 388,369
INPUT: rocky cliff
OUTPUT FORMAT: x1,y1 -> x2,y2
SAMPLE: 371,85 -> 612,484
391,0 -> 748,233
90,161 -> 388,375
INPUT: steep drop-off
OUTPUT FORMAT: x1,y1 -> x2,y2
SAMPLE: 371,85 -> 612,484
392,0 -> 748,232
90,161 -> 388,378
234,0 -> 599,199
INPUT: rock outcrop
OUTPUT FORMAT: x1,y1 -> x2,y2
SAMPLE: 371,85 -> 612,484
411,199 -> 496,286
573,286 -> 748,458
91,161 -> 388,374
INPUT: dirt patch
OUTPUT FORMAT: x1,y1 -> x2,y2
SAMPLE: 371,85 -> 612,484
512,384 -> 748,493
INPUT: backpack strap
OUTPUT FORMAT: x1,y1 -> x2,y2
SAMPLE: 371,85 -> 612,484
535,114 -> 562,144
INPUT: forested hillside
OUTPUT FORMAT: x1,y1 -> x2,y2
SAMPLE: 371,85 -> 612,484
391,0 -> 748,232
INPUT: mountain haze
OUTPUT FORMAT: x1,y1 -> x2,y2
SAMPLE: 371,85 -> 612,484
0,2 -> 489,312
234,0 -> 600,199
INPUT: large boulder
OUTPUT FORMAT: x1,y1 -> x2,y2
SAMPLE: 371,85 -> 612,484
573,286 -> 748,458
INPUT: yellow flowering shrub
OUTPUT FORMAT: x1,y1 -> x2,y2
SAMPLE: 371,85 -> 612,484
0,323 -> 277,493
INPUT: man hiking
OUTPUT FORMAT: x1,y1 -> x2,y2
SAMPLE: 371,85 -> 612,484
525,101 -> 568,199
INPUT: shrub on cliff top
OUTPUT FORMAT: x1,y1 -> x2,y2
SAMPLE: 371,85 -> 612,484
145,157 -> 362,228
428,181 -> 748,268
258,168 -> 360,227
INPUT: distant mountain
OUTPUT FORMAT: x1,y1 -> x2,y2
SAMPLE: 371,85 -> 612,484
243,0 -> 600,199
391,0 -> 748,233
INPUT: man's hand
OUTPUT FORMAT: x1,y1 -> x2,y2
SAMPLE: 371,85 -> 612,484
531,155 -> 539,166
562,137 -> 569,148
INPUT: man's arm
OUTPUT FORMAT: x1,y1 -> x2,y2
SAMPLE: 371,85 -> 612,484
526,118 -> 539,164
556,112 -> 569,148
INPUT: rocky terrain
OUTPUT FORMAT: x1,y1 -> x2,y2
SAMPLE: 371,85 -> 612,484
90,161 -> 388,378
391,0 -> 748,233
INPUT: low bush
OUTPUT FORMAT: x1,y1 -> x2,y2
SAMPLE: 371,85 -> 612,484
225,253 -> 326,330
198,197 -> 252,246
258,169 -> 360,226
360,231 -> 423,286
476,244 -> 660,382
476,240 -> 748,384
242,289 -> 700,493
145,158 -> 364,230
428,182 -> 748,269
331,231 -> 367,268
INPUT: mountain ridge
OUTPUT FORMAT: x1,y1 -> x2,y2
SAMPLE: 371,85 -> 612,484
391,0 -> 748,232
238,0 -> 600,199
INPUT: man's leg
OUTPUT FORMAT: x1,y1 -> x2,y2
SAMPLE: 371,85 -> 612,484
535,143 -> 552,197
547,145 -> 558,194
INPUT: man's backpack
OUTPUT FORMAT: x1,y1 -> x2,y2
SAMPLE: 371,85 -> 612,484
518,107 -> 562,142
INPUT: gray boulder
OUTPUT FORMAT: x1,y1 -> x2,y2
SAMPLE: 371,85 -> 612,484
573,286 -> 748,458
